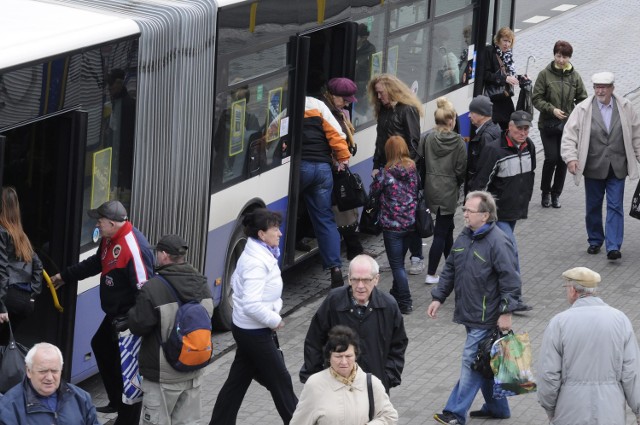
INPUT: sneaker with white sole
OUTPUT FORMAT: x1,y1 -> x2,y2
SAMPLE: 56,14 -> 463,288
409,257 -> 425,275
433,412 -> 460,424
425,274 -> 439,284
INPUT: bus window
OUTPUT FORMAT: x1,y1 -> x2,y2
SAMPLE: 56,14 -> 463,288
228,44 -> 287,85
435,0 -> 473,17
428,11 -> 474,95
496,0 -> 514,31
353,14 -> 384,129
389,28 -> 429,102
211,74 -> 289,190
389,0 -> 428,31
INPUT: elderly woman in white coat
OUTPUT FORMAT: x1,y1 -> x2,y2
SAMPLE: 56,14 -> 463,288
290,325 -> 398,425
209,208 -> 298,425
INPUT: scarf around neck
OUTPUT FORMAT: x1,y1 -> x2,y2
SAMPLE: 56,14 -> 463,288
329,363 -> 359,387
494,44 -> 516,76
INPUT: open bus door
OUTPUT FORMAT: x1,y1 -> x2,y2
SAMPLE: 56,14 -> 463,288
284,22 -> 359,269
0,109 -> 87,382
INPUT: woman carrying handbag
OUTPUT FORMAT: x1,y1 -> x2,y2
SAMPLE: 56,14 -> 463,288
0,187 -> 43,346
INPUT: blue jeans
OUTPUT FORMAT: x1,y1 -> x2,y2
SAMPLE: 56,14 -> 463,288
382,230 -> 413,309
444,327 -> 510,424
584,172 -> 625,252
495,220 -> 519,272
300,161 -> 342,269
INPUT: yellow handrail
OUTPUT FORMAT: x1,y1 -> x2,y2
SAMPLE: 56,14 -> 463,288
43,269 -> 63,313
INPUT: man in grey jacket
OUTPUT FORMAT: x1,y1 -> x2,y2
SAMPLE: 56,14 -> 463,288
428,191 -> 523,425
537,267 -> 640,425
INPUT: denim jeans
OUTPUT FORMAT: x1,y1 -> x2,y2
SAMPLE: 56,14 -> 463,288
495,220 -> 519,272
444,327 -> 510,424
299,161 -> 342,269
584,172 -> 625,252
382,230 -> 413,310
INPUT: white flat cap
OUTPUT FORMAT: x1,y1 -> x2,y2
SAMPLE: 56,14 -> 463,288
562,267 -> 601,288
591,72 -> 615,85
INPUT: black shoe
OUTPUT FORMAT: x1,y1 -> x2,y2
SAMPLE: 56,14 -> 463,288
607,250 -> 622,260
400,305 -> 413,315
541,192 -> 551,208
433,412 -> 460,424
512,303 -> 533,313
587,245 -> 601,255
469,410 -> 509,419
551,194 -> 561,208
330,267 -> 344,288
96,404 -> 117,414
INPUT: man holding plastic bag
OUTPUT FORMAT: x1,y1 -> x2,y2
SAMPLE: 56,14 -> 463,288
427,191 -> 524,425
537,267 -> 640,424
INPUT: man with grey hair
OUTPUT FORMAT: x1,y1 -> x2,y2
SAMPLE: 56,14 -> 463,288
428,191 -> 523,425
300,254 -> 408,392
537,267 -> 640,424
562,71 -> 640,260
0,342 -> 100,424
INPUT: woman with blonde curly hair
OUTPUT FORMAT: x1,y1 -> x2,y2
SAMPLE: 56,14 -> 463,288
368,73 -> 425,275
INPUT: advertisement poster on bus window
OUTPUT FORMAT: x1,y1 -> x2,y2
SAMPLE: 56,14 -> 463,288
266,87 -> 283,143
229,98 -> 246,156
387,45 -> 398,76
91,147 -> 112,209
371,52 -> 382,77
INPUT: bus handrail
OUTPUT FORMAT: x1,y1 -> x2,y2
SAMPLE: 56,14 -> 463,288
43,269 -> 64,313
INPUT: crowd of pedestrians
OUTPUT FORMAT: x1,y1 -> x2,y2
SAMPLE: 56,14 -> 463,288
2,29 -> 640,425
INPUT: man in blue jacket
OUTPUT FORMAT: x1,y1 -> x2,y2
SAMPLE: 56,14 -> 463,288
0,343 -> 100,424
427,191 -> 523,425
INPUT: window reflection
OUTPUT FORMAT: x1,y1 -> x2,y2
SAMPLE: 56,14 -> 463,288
389,28 -> 429,101
353,15 -> 384,129
435,0 -> 473,17
389,0 -> 428,31
211,75 -> 289,190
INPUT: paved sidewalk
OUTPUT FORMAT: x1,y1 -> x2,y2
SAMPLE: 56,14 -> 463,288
85,0 -> 640,423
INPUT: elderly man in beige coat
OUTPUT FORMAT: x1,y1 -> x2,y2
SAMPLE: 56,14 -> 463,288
561,71 -> 640,261
537,267 -> 640,424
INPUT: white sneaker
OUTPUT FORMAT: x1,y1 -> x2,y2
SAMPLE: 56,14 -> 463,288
408,257 -> 424,275
425,274 -> 440,284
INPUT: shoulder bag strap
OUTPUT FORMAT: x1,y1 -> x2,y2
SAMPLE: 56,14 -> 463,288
367,372 -> 374,421
155,274 -> 181,305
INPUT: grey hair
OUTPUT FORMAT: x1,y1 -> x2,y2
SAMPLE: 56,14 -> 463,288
349,254 -> 380,276
570,282 -> 598,295
25,343 -> 64,370
465,190 -> 498,222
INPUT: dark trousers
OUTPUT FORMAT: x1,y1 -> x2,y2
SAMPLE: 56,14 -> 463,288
210,326 -> 298,425
540,128 -> 567,195
427,210 -> 455,275
0,286 -> 33,345
92,316 -> 142,425
339,226 -> 363,260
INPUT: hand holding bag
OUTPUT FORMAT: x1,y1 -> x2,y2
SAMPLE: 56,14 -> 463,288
0,321 -> 29,393
332,167 -> 368,211
484,54 -> 514,101
118,330 -> 144,404
490,331 -> 537,398
471,327 -> 502,379
630,179 -> 640,220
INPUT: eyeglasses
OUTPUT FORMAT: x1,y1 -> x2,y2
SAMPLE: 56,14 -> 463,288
461,207 -> 486,214
348,276 -> 377,284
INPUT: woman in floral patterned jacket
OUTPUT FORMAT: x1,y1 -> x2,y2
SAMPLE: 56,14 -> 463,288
369,135 -> 418,314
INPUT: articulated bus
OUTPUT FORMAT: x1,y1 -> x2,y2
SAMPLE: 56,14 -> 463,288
0,0 -> 514,383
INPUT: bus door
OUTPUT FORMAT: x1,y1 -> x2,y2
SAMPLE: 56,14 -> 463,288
285,22 -> 358,267
0,110 -> 87,382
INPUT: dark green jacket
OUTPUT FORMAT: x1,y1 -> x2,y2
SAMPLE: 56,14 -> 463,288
532,61 -> 588,129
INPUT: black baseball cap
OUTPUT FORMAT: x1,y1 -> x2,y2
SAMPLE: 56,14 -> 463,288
510,111 -> 533,127
88,201 -> 128,222
153,234 -> 189,256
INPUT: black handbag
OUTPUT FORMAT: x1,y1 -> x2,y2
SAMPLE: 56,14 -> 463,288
0,321 -> 29,393
359,196 -> 381,235
415,190 -> 434,238
630,179 -> 640,220
470,327 -> 502,379
333,167 -> 368,212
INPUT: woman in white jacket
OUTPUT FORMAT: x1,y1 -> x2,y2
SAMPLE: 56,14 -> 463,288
209,208 -> 298,424
291,325 -> 398,425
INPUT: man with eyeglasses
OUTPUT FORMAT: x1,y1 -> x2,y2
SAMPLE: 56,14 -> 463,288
561,72 -> 640,261
0,342 -> 100,424
428,191 -> 523,425
299,254 -> 408,392
537,267 -> 640,424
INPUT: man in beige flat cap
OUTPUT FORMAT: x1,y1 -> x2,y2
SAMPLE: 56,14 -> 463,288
561,72 -> 640,261
537,267 -> 640,424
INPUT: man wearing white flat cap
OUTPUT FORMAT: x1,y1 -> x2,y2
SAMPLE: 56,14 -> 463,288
561,72 -> 640,261
537,266 -> 640,425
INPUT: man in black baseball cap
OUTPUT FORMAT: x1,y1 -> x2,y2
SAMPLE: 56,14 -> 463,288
153,234 -> 189,257
87,200 -> 128,222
